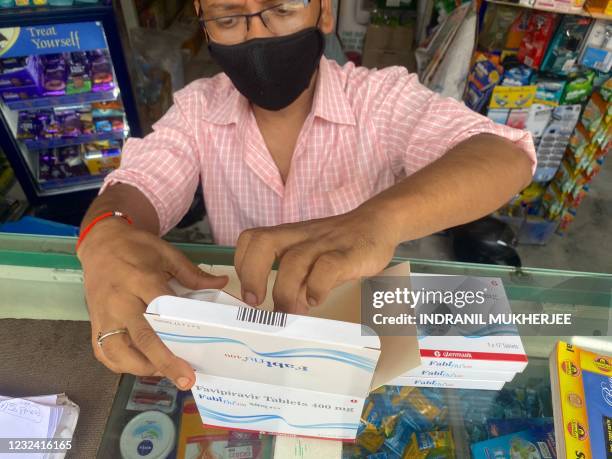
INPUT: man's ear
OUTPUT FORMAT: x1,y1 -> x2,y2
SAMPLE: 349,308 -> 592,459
318,0 -> 335,35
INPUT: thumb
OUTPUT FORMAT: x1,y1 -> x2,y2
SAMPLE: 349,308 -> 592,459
164,249 -> 228,291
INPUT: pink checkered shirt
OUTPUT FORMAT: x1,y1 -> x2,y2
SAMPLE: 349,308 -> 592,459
103,57 -> 536,246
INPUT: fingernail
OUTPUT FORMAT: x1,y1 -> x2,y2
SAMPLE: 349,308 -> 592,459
308,297 -> 318,307
177,377 -> 191,390
244,291 -> 258,306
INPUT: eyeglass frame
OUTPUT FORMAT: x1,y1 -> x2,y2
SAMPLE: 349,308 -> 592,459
197,0 -> 315,42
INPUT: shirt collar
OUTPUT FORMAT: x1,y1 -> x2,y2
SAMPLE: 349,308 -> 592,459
201,57 -> 356,126
200,75 -> 249,125
312,57 -> 356,126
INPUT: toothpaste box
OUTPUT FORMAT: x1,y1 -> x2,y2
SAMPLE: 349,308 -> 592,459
145,263 -> 420,440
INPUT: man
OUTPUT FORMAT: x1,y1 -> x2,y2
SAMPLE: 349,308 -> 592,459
78,0 -> 535,391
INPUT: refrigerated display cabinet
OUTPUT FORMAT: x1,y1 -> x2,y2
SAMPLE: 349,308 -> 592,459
0,4 -> 141,225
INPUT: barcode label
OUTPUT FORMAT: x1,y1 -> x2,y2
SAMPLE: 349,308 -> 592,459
236,307 -> 287,327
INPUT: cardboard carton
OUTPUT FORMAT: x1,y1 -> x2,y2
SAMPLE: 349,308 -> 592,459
145,263 -> 420,440
362,24 -> 416,72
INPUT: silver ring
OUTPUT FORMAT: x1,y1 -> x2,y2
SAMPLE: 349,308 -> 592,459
97,328 -> 128,346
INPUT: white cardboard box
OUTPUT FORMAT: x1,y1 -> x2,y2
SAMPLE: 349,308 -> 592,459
401,365 -> 516,382
387,375 -> 506,391
146,263 -> 420,440
411,275 -> 528,373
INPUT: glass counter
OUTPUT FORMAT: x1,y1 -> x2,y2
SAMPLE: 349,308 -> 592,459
1,233 -> 611,458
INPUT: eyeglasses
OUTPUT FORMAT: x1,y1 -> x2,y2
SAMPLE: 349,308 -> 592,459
199,0 -> 312,45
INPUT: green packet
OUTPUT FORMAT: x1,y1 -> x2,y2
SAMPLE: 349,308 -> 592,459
562,70 -> 595,104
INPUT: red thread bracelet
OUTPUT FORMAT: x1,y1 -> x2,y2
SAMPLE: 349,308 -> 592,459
76,211 -> 133,253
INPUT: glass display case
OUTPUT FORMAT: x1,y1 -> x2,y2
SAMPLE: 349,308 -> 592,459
1,233 -> 610,458
0,5 -> 141,223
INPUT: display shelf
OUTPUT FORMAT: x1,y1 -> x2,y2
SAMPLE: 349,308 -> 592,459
4,89 -> 117,111
486,0 -> 612,19
0,3 -> 111,19
23,130 -> 125,150
38,174 -> 104,194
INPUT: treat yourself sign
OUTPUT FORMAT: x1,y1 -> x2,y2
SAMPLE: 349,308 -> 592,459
0,22 -> 107,58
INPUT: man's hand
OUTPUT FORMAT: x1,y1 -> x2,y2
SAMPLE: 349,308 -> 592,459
235,134 -> 533,313
78,219 -> 227,389
235,207 -> 398,314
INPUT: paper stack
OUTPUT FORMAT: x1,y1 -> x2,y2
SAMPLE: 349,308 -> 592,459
0,394 -> 79,459
389,275 -> 528,390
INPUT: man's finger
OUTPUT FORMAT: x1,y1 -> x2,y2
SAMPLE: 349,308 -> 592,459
93,331 -> 157,376
273,242 -> 329,312
131,273 -> 181,305
162,243 -> 228,291
234,229 -> 254,278
234,228 -> 282,305
305,251 -> 353,307
126,312 -> 195,390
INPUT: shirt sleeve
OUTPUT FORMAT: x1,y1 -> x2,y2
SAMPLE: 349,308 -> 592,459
101,98 -> 200,236
370,66 -> 537,177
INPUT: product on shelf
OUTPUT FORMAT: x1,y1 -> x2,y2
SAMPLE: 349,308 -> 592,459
16,112 -> 38,140
587,0 -> 612,15
465,53 -> 503,112
580,20 -> 612,73
486,417 -> 554,437
490,85 -> 538,109
0,0 -> 107,6
0,50 -> 113,103
91,100 -> 124,117
125,376 -> 178,413
500,65 -> 534,86
353,386 -> 452,458
582,91 -> 609,132
466,4 -> 611,243
504,11 -> 530,50
66,51 -> 92,95
83,140 -> 121,175
404,430 -> 455,458
16,101 -> 125,143
535,104 -> 582,182
561,69 -> 595,104
478,5 -> 521,52
517,12 -> 558,70
0,56 -> 41,101
540,16 -> 591,77
38,139 -> 122,185
87,50 -> 114,92
471,423 -> 556,458
539,82 -> 610,234
525,103 -> 554,137
460,385 -> 550,445
176,394 -> 271,459
550,342 -> 612,459
534,79 -> 566,105
38,145 -> 89,182
40,54 -> 67,96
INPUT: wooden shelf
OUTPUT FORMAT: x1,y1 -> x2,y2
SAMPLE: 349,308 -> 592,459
486,0 -> 612,20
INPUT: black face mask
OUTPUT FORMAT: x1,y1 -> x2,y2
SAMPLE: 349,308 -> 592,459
208,27 -> 325,111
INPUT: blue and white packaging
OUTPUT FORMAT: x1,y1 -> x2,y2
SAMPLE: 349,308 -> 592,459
144,263 -> 419,441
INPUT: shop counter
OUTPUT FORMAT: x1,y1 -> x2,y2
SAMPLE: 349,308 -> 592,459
1,233 -> 611,458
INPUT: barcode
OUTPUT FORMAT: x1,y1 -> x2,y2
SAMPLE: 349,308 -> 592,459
236,307 -> 287,327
